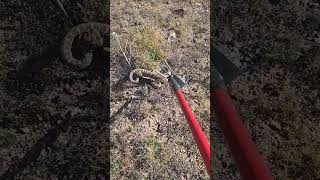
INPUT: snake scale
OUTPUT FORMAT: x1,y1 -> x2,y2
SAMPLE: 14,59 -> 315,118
129,68 -> 167,88
62,22 -> 109,69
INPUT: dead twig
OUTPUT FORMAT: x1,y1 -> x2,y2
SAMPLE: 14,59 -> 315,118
112,32 -> 132,68
55,0 -> 70,18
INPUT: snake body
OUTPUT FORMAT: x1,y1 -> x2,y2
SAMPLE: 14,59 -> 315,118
62,22 -> 109,69
129,68 -> 167,88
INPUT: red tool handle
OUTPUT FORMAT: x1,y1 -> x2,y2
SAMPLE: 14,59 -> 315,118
175,89 -> 210,175
212,87 -> 273,180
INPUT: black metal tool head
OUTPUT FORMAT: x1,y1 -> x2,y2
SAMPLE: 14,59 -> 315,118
212,48 -> 241,87
172,74 -> 186,88
158,60 -> 186,90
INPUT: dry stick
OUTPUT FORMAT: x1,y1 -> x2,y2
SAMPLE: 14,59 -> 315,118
109,96 -> 143,120
178,54 -> 183,63
76,2 -> 87,17
124,38 -> 128,56
76,2 -> 91,22
55,0 -> 70,18
129,40 -> 135,60
112,32 -> 132,68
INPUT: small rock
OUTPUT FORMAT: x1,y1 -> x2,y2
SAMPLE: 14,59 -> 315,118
150,0 -> 156,5
173,8 -> 185,17
40,149 -> 47,157
269,120 -> 281,130
70,107 -> 82,117
168,30 -> 177,42
180,175 -> 186,180
36,114 -> 42,121
169,30 -> 176,39
21,127 -> 30,134
156,123 -> 163,133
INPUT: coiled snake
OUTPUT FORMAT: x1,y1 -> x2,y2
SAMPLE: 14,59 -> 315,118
61,22 -> 109,69
129,68 -> 167,88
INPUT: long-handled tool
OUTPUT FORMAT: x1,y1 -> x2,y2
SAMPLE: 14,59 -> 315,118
113,33 -> 210,175
212,48 -> 273,180
159,61 -> 211,175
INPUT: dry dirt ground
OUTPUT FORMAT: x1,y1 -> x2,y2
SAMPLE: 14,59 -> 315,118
110,0 -> 210,179
213,0 -> 320,179
0,0 -> 109,179
1,0 -> 318,179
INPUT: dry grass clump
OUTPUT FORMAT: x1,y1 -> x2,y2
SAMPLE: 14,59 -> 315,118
138,100 -> 157,119
130,25 -> 166,71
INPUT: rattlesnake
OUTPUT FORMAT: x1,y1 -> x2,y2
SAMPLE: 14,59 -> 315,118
62,22 -> 109,69
129,68 -> 167,88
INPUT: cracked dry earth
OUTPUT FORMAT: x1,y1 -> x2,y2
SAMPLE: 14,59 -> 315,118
110,0 -> 210,179
213,0 -> 320,179
0,0 -> 109,179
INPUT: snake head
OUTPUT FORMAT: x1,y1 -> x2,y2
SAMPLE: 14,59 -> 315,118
82,29 -> 104,47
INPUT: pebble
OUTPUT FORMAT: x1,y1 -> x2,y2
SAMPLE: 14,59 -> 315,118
21,127 -> 30,134
36,114 -> 42,121
150,0 -> 156,5
169,30 -> 177,39
173,9 -> 185,17
70,107 -> 82,117
40,149 -> 47,157
168,30 -> 177,42
269,120 -> 281,130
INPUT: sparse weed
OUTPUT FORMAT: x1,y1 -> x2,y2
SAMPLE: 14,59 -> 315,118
153,104 -> 161,113
139,101 -> 155,119
130,25 -> 166,71
143,136 -> 162,160
168,17 -> 193,43
127,122 -> 137,132
110,158 -> 122,177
